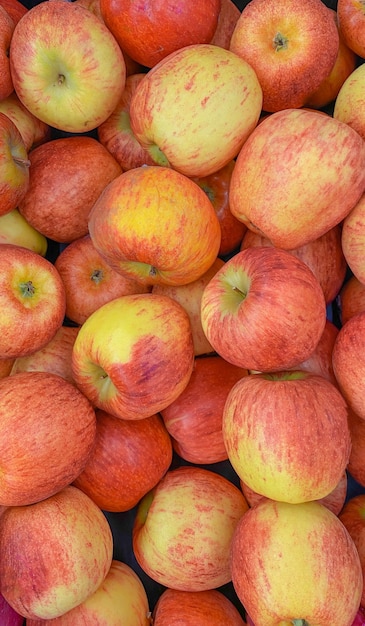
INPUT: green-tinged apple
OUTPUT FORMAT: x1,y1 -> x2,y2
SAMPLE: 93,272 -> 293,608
287,318 -> 339,387
26,560 -> 152,626
337,0 -> 365,58
100,0 -> 221,68
9,0 -> 126,133
97,73 -> 156,172
340,494 -> 365,607
55,235 -> 151,326
71,293 -> 194,420
73,410 -> 173,512
88,165 -> 221,287
340,275 -> 365,325
347,408 -> 365,488
210,0 -> 241,49
132,465 -> 249,591
223,370 -> 351,503
229,108 -> 365,250
0,485 -> 113,620
152,588 -> 246,625
0,0 -> 26,23
160,355 -> 247,465
0,5 -> 14,100
334,64 -> 365,141
231,499 -> 363,626
0,371 -> 96,506
18,136 -> 122,244
129,44 -> 263,177
342,193 -> 365,283
332,311 -> 365,420
240,224 -> 347,306
192,160 -> 247,258
0,91 -> 51,151
0,112 -> 30,217
229,0 -> 339,112
152,257 -> 225,356
0,208 -> 47,256
0,244 -> 66,359
200,247 -> 326,372
10,326 -> 79,384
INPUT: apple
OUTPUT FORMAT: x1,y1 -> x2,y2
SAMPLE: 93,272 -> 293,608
229,0 -> 339,113
0,0 -> 26,24
0,370 -> 96,507
0,5 -> 14,101
340,275 -> 365,325
191,160 -> 247,258
160,355 -> 248,465
347,408 -> 365,488
132,465 -> 249,591
129,44 -> 263,177
71,293 -> 195,420
332,310 -> 365,421
54,234 -> 151,326
339,494 -> 365,607
337,0 -> 365,58
0,91 -> 50,152
333,64 -> 365,142
210,0 -> 241,49
9,0 -> 126,133
97,73 -> 157,172
10,325 -> 80,385
230,499 -> 363,626
152,257 -> 225,356
200,247 -> 327,372
0,592 -> 23,626
352,606 -> 365,626
152,588 -> 246,625
0,207 -> 47,256
99,0 -> 221,68
88,165 -> 221,287
73,410 -> 173,513
0,111 -> 30,217
0,244 -> 66,359
26,560 -> 152,626
0,485 -> 113,620
18,135 -> 122,244
341,192 -> 365,284
223,369 -> 351,504
229,108 -> 365,250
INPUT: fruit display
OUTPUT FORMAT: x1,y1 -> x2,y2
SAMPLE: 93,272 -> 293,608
1,0 -> 365,624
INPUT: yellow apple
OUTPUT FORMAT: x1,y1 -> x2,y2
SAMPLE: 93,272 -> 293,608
0,207 -> 47,256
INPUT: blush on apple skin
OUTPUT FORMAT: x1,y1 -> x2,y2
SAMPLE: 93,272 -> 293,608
152,588 -> 247,625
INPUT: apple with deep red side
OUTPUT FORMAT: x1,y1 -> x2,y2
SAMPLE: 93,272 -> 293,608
340,275 -> 365,326
0,5 -> 14,100
210,0 -> 241,49
0,91 -> 50,152
287,318 -> 339,387
152,588 -> 246,625
0,0 -> 26,23
0,112 -> 30,217
337,0 -> 365,58
340,494 -> 365,608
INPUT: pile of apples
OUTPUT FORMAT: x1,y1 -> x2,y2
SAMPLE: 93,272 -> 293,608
2,0 -> 365,623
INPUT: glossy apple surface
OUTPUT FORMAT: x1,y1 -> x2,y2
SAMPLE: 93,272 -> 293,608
210,0 -> 241,49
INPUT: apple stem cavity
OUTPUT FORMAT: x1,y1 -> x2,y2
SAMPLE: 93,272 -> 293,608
232,285 -> 246,299
273,32 -> 289,52
292,621 -> 309,626
13,156 -> 31,168
147,144 -> 170,168
19,280 -> 35,298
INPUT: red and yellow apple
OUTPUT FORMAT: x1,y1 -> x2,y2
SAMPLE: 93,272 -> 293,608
0,112 -> 30,217
0,91 -> 50,152
337,0 -> 365,58
340,494 -> 365,607
152,588 -> 246,625
0,207 -> 47,256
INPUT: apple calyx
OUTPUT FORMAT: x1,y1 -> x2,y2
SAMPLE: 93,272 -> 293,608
19,280 -> 35,298
147,144 -> 170,168
273,32 -> 289,52
91,269 -> 104,284
291,621 -> 309,626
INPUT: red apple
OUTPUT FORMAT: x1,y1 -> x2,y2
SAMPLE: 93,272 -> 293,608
160,355 -> 248,465
334,63 -> 365,142
340,275 -> 365,325
0,0 -> 26,23
152,588 -> 246,625
0,5 -> 14,100
99,0 -> 221,68
0,112 -> 30,217
210,0 -> 241,49
73,410 -> 173,512
347,408 -> 365,488
200,247 -> 326,372
0,91 -> 50,152
0,485 -> 113,620
132,465 -> 249,591
18,136 -> 122,244
0,592 -> 23,626
341,192 -> 365,284
340,494 -> 365,607
337,0 -> 365,58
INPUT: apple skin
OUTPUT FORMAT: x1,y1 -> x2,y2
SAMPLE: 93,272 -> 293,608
88,165 -> 221,287
9,0 -> 126,133
200,247 -> 327,372
129,44 -> 263,178
100,0 -> 221,68
229,0 -> 339,113
337,0 -> 365,58
347,408 -> 365,488
210,0 -> 241,49
73,410 -> 173,513
334,64 -> 365,142
229,107 -> 365,250
160,355 -> 248,465
0,5 -> 14,100
0,244 -> 66,360
231,499 -> 363,626
0,0 -> 26,24
0,91 -> 50,152
340,275 -> 365,325
0,485 -> 113,620
18,136 -> 122,244
0,112 -> 30,217
0,370 -> 96,507
71,293 -> 195,420
132,465 -> 249,592
152,588 -> 246,626
339,494 -> 365,607
341,192 -> 365,284
223,370 -> 351,504
287,318 -> 339,387
26,560 -> 151,626
54,234 -> 151,326
0,207 -> 47,256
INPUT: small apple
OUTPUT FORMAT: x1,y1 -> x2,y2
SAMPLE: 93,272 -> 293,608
340,275 -> 365,326
337,0 -> 365,58
339,494 -> 365,607
210,0 -> 241,49
152,587 -> 246,625
341,192 -> 365,284
0,5 -> 14,100
0,207 -> 47,256
0,112 -> 30,217
0,91 -> 50,152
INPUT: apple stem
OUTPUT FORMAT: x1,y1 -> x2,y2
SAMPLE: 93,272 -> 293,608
232,285 -> 246,298
13,156 -> 31,168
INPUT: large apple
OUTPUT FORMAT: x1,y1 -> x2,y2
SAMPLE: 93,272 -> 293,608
337,0 -> 365,58
0,91 -> 50,152
152,588 -> 246,625
200,247 -> 326,372
0,207 -> 47,256
341,192 -> 365,284
340,275 -> 365,325
229,0 -> 339,112
129,44 -> 263,177
9,0 -> 126,133
222,370 -> 351,503
0,5 -> 14,100
73,410 -> 173,512
0,485 -> 113,620
340,494 -> 365,607
0,112 -> 30,217
229,108 -> 365,250
100,0 -> 221,68
230,499 -> 363,626
132,465 -> 249,591
71,293 -> 195,420
88,165 -> 221,287
0,244 -> 66,359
